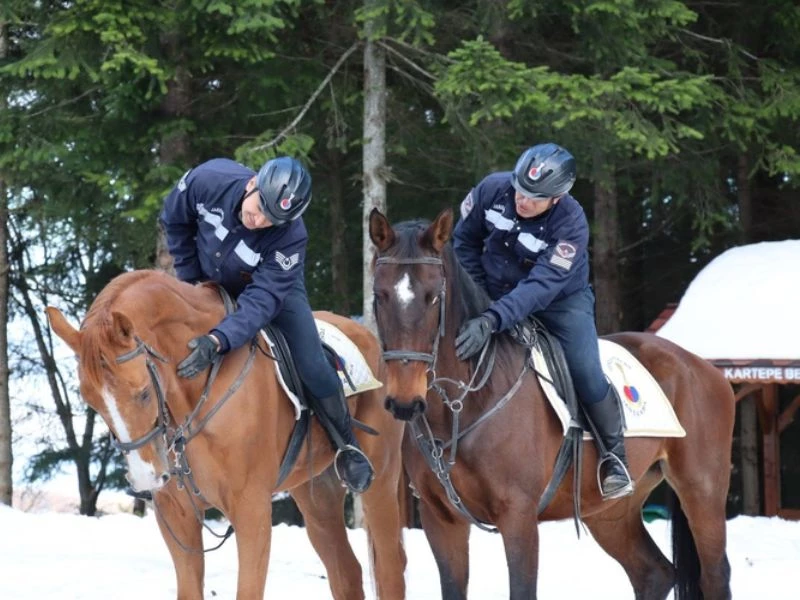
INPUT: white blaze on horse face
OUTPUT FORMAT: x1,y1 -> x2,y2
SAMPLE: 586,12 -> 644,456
101,385 -> 162,491
394,272 -> 415,308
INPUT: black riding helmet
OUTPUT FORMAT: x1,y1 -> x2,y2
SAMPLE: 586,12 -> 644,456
255,157 -> 312,225
511,143 -> 576,199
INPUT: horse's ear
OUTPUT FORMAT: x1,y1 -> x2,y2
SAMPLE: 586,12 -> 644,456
45,307 -> 81,354
111,311 -> 136,343
369,207 -> 395,251
427,208 -> 454,253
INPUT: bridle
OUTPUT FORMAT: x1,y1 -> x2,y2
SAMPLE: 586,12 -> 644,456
374,252 -> 527,532
113,336 -> 170,453
375,255 -> 446,369
111,333 -> 256,553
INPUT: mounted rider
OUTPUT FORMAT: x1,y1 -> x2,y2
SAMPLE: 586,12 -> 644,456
452,143 -> 634,500
160,156 -> 374,493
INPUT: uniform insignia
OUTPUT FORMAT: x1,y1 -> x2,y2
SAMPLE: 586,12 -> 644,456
177,169 -> 191,192
550,241 -> 577,270
528,162 -> 545,181
279,194 -> 295,211
460,192 -> 474,219
275,250 -> 300,271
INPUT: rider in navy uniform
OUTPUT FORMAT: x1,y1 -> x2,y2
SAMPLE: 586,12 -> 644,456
160,156 -> 374,493
452,143 -> 633,500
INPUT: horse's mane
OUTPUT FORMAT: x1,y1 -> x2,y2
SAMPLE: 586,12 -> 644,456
79,270 -> 180,389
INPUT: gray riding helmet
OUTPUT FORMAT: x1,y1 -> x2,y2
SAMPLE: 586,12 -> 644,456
511,143 -> 576,199
255,157 -> 312,225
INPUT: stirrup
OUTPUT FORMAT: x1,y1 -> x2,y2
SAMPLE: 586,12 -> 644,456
334,445 -> 375,493
596,453 -> 634,500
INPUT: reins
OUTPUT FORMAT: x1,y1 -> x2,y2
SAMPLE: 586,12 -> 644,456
112,333 -> 256,553
375,254 -> 529,533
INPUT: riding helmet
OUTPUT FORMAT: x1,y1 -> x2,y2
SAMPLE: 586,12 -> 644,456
255,157 -> 312,225
511,143 -> 576,199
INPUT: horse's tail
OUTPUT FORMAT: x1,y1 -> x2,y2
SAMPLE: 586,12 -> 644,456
669,489 -> 702,599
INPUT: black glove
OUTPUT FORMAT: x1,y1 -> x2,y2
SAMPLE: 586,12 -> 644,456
455,314 -> 496,360
177,335 -> 220,379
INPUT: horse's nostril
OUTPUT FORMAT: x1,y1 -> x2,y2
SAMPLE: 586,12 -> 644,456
161,473 -> 170,483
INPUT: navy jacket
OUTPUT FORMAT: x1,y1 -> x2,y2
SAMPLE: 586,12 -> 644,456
453,171 -> 590,332
160,158 -> 308,352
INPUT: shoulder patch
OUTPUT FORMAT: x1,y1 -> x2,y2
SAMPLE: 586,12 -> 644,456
459,191 -> 474,219
177,169 -> 191,192
275,251 -> 300,271
549,240 -> 577,271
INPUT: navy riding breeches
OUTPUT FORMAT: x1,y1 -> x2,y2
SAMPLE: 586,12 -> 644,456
533,287 -> 610,405
271,277 -> 341,400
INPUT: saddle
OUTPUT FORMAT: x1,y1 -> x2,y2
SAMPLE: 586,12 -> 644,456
214,286 -> 377,488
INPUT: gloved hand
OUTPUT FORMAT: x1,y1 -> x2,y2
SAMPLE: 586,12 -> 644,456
177,335 -> 220,378
455,313 -> 497,360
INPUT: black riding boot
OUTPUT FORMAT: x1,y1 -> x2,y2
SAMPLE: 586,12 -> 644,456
583,386 -> 634,500
314,388 -> 375,494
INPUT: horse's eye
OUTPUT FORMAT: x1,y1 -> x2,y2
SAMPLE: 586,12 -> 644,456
138,388 -> 151,403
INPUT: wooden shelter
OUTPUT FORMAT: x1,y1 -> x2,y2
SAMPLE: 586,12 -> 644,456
647,241 -> 800,519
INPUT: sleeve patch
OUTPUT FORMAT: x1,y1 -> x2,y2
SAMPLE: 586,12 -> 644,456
550,241 -> 577,271
459,191 -> 474,219
177,169 -> 191,192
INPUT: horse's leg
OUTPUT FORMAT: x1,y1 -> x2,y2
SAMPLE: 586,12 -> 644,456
583,467 -> 674,600
664,460 -> 732,600
359,451 -> 408,600
495,496 -> 540,599
418,496 -> 471,600
230,496 -> 273,600
152,489 -> 205,600
290,468 -> 366,600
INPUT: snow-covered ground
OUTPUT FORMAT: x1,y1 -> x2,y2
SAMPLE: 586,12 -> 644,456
1,487 -> 798,599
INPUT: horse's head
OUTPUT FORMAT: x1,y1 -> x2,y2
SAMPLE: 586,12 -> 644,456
45,271 -> 204,493
369,208 -> 456,420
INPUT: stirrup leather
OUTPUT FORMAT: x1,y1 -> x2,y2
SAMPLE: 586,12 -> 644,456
596,453 -> 634,500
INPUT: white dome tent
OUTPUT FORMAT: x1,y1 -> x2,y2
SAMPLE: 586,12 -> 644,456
648,240 -> 800,519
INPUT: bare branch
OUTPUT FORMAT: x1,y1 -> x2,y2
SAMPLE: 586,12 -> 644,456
250,42 -> 361,152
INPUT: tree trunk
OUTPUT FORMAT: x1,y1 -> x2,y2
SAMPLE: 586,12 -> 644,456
0,20 -> 13,507
361,1 -> 387,334
155,39 -> 193,274
592,167 -> 621,335
737,153 -> 753,243
328,150 -> 350,316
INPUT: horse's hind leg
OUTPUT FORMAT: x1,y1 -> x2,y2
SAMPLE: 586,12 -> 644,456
152,488 -> 205,600
290,468 -> 365,600
664,465 -> 732,599
583,468 -> 674,600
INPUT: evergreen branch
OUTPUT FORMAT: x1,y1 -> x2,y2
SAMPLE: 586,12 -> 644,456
250,42 -> 361,152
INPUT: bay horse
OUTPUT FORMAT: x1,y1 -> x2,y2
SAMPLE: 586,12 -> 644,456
369,208 -> 735,600
46,269 -> 407,600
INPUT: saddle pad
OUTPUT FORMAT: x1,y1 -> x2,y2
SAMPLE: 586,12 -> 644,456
532,340 -> 686,439
261,319 -> 383,420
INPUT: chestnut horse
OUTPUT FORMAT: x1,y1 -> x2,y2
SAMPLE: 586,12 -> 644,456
46,269 -> 406,600
369,209 -> 735,600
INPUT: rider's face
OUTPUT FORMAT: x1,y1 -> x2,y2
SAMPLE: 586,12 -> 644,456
240,178 -> 273,230
514,192 -> 559,219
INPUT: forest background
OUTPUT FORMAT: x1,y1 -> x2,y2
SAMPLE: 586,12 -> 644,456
0,0 -> 798,516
